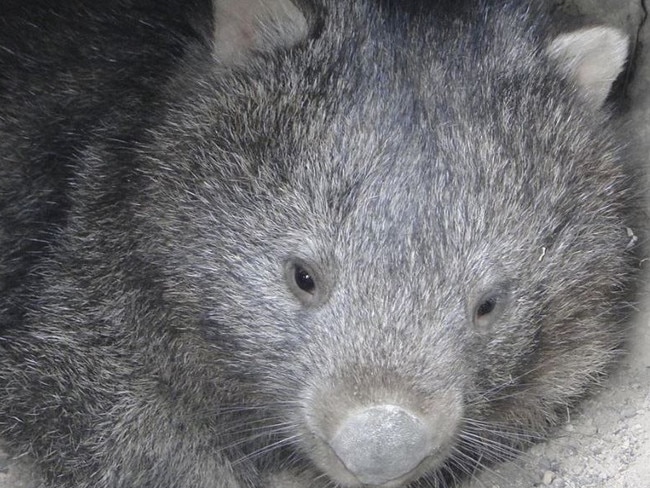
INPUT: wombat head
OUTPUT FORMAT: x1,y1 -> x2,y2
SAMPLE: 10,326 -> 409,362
139,1 -> 639,486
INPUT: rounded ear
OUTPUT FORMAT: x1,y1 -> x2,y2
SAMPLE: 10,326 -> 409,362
212,0 -> 309,63
546,26 -> 629,108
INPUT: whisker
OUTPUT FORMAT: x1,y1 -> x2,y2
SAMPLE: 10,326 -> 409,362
232,433 -> 302,466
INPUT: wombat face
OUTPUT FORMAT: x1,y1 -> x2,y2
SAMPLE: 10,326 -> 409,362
130,2 -> 640,486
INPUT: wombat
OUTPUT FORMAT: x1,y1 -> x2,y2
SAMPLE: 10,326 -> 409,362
0,0 -> 642,487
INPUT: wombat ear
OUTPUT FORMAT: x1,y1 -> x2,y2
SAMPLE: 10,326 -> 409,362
211,0 -> 309,62
546,26 -> 629,108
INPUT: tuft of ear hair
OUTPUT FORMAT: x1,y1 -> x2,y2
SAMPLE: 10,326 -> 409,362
212,0 -> 309,62
546,26 -> 629,108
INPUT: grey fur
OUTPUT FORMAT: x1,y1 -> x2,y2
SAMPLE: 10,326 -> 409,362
0,0 -> 643,487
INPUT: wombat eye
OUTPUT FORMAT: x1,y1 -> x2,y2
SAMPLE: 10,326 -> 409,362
474,296 -> 498,328
475,297 -> 496,319
472,287 -> 509,328
294,265 -> 315,293
285,260 -> 324,306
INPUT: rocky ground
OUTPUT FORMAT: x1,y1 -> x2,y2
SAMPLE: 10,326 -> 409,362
1,1 -> 649,487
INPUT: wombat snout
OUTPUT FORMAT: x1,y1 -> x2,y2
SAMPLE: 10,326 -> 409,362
328,404 -> 431,485
306,379 -> 463,487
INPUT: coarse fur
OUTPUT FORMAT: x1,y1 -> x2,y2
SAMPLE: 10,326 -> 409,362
0,0 -> 643,487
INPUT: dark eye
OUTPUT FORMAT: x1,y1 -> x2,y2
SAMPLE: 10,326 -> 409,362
285,259 -> 326,306
476,297 -> 496,318
471,285 -> 510,329
294,265 -> 315,294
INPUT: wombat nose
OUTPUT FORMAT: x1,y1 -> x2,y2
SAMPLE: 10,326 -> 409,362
329,404 -> 430,485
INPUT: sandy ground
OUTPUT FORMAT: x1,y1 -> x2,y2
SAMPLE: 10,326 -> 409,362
1,1 -> 648,487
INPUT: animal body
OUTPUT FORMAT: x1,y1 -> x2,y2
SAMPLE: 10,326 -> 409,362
0,0 -> 641,487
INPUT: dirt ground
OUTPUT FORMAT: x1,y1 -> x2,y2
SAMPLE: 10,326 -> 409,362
1,1 -> 648,487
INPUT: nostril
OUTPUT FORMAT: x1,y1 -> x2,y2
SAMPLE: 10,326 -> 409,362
329,405 -> 431,485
